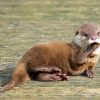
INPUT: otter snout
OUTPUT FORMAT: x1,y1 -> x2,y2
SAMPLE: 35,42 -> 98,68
88,38 -> 100,45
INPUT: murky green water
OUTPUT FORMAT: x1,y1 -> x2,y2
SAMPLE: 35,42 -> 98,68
0,0 -> 100,100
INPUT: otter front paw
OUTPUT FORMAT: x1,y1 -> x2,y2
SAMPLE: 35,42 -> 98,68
82,70 -> 94,78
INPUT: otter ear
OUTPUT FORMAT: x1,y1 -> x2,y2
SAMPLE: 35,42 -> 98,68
75,31 -> 79,35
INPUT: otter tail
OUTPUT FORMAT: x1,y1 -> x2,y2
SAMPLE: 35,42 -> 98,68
0,63 -> 30,92
0,80 -> 15,92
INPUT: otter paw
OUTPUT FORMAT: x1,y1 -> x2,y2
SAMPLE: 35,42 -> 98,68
37,73 -> 69,81
60,74 -> 69,81
37,73 -> 62,81
86,70 -> 94,78
82,70 -> 94,78
50,74 -> 62,81
56,73 -> 69,81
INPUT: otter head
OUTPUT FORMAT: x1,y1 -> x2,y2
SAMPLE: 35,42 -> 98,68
73,22 -> 100,55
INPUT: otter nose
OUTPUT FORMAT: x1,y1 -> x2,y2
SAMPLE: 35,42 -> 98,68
91,37 -> 97,40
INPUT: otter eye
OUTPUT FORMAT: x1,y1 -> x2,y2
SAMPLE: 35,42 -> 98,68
98,32 -> 100,36
83,33 -> 88,37
76,31 -> 79,35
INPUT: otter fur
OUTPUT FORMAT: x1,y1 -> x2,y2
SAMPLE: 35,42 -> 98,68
1,22 -> 100,91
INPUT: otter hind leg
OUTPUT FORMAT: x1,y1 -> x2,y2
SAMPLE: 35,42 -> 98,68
37,73 -> 69,81
37,73 -> 62,81
32,66 -> 69,81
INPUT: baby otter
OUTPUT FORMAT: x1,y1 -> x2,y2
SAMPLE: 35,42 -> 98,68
1,22 -> 100,91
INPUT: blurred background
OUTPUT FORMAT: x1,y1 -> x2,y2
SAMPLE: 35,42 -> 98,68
0,0 -> 100,100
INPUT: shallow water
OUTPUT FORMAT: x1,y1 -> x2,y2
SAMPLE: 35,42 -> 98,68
0,0 -> 100,100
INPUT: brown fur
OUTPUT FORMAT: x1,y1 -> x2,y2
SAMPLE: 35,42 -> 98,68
1,23 -> 100,92
1,41 -> 99,92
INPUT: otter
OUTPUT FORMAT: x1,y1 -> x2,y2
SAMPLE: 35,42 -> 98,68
1,22 -> 100,91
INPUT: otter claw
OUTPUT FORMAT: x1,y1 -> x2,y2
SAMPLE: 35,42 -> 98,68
82,70 -> 94,78
86,70 -> 94,78
56,73 -> 69,80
